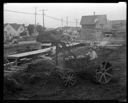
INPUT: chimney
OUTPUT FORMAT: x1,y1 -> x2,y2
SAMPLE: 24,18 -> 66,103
93,12 -> 95,15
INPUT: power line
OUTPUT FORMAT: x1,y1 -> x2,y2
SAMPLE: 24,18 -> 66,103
45,15 -> 61,21
4,9 -> 34,15
4,9 -> 79,25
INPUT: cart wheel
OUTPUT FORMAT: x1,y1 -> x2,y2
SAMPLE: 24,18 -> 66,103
95,62 -> 113,84
62,71 -> 77,87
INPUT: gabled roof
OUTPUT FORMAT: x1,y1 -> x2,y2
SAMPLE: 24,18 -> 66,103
4,23 -> 25,31
80,15 -> 107,25
10,23 -> 23,31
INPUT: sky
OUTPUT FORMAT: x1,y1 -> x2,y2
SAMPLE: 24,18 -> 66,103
4,2 -> 126,28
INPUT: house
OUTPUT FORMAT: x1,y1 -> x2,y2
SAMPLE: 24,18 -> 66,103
80,14 -> 107,30
78,14 -> 107,42
109,20 -> 126,31
20,26 -> 30,37
4,23 -> 26,38
4,31 -> 8,42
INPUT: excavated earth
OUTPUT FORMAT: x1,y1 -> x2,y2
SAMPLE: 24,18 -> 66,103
4,44 -> 126,101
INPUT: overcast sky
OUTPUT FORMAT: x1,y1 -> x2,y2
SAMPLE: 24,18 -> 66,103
4,2 -> 126,28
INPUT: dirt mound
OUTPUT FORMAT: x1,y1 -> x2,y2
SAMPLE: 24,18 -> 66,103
4,75 -> 23,99
25,59 -> 56,73
4,59 -> 58,99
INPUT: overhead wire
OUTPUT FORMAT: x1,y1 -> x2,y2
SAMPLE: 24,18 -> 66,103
4,9 -> 80,25
4,9 -> 34,15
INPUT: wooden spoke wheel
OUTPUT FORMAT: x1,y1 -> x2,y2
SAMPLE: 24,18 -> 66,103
96,62 -> 113,84
62,71 -> 77,87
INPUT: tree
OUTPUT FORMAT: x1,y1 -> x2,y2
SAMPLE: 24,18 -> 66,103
36,29 -> 66,43
27,24 -> 35,36
20,31 -> 27,36
36,24 -> 45,34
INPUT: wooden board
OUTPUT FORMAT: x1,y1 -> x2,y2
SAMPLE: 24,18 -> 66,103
7,47 -> 55,59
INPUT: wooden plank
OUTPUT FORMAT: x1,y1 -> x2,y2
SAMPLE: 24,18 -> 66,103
6,42 -> 79,59
7,46 -> 56,59
4,62 -> 16,66
66,42 -> 79,47
7,48 -> 50,58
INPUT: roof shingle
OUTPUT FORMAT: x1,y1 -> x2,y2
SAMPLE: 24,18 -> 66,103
80,15 -> 107,25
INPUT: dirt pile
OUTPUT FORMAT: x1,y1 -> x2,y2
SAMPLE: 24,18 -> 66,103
4,58 -> 57,99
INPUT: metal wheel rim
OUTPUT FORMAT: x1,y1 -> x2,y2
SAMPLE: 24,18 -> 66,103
63,72 -> 76,87
96,62 -> 113,84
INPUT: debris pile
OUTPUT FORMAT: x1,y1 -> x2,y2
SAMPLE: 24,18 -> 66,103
4,58 -> 57,99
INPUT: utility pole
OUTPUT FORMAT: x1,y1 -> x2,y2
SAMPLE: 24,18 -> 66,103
39,9 -> 47,28
76,19 -> 78,28
66,17 -> 68,32
34,7 -> 37,33
66,16 -> 68,27
61,18 -> 63,30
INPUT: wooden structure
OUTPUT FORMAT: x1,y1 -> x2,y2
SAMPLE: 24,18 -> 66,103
4,42 -> 79,68
4,47 -> 54,68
